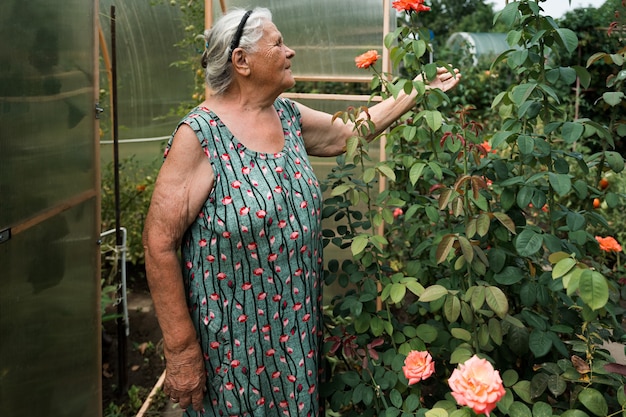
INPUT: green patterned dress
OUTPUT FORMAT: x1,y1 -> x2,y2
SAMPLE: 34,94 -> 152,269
166,98 -> 323,417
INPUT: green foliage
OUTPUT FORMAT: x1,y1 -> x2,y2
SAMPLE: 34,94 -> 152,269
101,156 -> 159,268
322,2 -> 626,416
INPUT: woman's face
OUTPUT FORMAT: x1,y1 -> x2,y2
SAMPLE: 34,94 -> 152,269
248,21 -> 296,92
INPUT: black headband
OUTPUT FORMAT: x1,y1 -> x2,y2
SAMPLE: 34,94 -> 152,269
228,10 -> 253,62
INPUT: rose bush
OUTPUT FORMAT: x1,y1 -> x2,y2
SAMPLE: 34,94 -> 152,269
321,1 -> 626,416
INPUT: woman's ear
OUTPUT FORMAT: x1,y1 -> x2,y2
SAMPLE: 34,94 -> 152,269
231,49 -> 251,76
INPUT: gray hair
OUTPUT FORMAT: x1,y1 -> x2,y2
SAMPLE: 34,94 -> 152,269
201,7 -> 272,95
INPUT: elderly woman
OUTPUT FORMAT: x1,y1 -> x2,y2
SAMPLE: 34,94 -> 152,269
143,7 -> 460,416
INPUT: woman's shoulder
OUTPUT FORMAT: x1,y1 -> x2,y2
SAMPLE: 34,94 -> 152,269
274,97 -> 301,119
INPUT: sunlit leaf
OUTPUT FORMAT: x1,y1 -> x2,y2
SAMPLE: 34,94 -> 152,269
351,234 -> 368,256
578,388 -> 608,417
409,162 -> 426,185
376,164 -> 396,182
552,258 -> 576,279
579,270 -> 609,310
419,285 -> 448,302
331,184 -> 352,196
486,286 -> 508,318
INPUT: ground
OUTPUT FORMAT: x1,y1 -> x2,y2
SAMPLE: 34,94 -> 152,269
102,276 -> 179,416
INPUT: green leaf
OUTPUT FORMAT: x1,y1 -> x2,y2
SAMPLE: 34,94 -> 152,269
341,371 -> 361,387
444,294 -> 461,322
425,408 -> 449,417
450,347 -> 473,364
573,65 -> 591,89
405,393 -> 421,412
556,28 -> 578,54
406,280 -> 425,296
451,327 -> 472,341
491,130 -> 515,148
486,286 -> 509,318
458,236 -> 474,263
331,184 -> 352,196
419,285 -> 448,302
529,330 -> 552,357
416,323 -> 438,343
508,401 -> 532,417
606,151 -> 625,173
562,121 -> 584,144
390,389 -> 403,408
517,185 -> 534,208
512,380 -> 532,404
494,266 -> 524,285
377,164 -> 396,181
579,270 -> 609,310
345,136 -> 359,159
578,388 -> 608,417
566,211 -> 586,231
552,257 -> 576,279
497,1 -> 520,27
602,91 -> 625,107
512,83 -> 537,106
518,135 -> 534,154
489,318 -> 503,345
560,411 -> 591,417
409,162 -> 426,185
548,172 -> 572,196
515,229 -> 543,257
363,167 -> 376,183
476,213 -> 491,237
421,110 -> 443,131
547,374 -> 567,397
351,234 -> 368,256
390,283 -> 407,304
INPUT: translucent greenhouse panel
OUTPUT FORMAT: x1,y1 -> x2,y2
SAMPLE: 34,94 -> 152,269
98,0 -> 189,141
0,204 -> 100,415
0,0 -> 101,415
212,0 -> 389,77
0,1 -> 97,227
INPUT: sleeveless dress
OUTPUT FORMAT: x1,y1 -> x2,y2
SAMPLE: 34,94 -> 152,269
167,98 -> 323,417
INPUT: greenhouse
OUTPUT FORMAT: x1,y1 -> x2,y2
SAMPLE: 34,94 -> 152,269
1,0 -> 625,416
446,32 -> 511,65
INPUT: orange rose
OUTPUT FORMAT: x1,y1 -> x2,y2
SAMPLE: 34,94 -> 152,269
448,355 -> 505,417
595,236 -> 623,253
392,0 -> 431,13
402,350 -> 435,385
354,50 -> 380,69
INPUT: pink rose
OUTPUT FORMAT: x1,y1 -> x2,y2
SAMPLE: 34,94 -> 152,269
448,355 -> 505,417
402,350 -> 435,385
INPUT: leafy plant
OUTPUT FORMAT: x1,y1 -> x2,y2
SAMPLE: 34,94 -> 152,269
100,156 -> 158,268
322,1 -> 626,417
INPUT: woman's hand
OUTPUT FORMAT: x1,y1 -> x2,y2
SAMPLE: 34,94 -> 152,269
423,66 -> 462,92
163,342 -> 207,411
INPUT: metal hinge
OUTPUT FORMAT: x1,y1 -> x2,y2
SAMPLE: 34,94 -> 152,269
95,103 -> 104,119
0,228 -> 11,244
